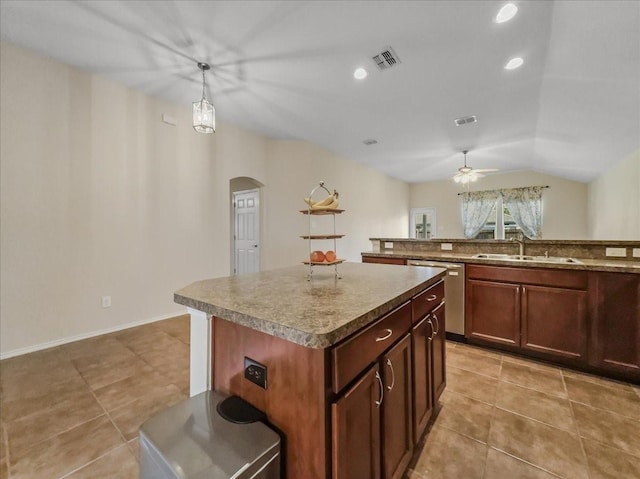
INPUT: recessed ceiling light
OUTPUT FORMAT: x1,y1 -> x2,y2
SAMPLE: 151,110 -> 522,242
496,3 -> 518,23
354,68 -> 368,80
505,57 -> 524,70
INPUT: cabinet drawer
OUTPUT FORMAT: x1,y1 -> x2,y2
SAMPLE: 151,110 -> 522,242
467,265 -> 587,290
332,301 -> 411,394
362,256 -> 407,265
411,280 -> 445,322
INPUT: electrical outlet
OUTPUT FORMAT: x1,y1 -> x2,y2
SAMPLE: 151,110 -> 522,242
441,243 -> 453,251
605,247 -> 627,258
633,248 -> 640,258
384,242 -> 394,249
244,357 -> 267,389
101,296 -> 111,308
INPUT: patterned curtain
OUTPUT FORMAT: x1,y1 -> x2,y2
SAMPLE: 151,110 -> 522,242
461,190 -> 500,238
501,186 -> 544,239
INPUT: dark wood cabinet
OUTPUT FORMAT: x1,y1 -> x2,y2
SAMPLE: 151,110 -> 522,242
467,279 -> 520,346
362,255 -> 407,265
411,280 -> 446,444
332,364 -> 381,479
521,284 -> 588,360
465,265 -> 589,364
431,302 -> 446,401
332,335 -> 414,479
381,335 -> 413,479
589,272 -> 640,379
411,317 -> 433,443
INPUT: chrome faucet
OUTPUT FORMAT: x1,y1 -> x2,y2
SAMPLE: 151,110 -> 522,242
511,232 -> 525,256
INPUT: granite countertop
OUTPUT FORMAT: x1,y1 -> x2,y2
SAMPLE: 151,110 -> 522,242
174,262 -> 446,349
362,251 -> 640,274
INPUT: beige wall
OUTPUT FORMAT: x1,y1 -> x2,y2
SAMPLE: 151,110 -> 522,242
410,170 -> 589,239
588,150 -> 640,240
263,141 -> 409,270
0,43 -> 408,355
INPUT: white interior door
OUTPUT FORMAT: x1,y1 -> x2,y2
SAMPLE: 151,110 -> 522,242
233,189 -> 260,275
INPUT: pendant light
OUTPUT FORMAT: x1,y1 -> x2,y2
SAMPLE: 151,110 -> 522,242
192,62 -> 215,134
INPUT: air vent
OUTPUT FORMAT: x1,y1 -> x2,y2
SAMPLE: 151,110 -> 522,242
371,47 -> 401,71
454,115 -> 477,126
363,139 -> 378,145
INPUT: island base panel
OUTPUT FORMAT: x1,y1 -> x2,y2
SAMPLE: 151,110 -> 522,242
212,317 -> 330,479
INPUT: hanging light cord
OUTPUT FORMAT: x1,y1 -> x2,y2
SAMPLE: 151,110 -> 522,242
201,67 -> 206,100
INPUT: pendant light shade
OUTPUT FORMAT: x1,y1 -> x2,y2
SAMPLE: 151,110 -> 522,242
193,62 -> 215,134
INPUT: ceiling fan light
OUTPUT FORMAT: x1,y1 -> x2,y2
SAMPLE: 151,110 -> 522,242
496,3 -> 518,23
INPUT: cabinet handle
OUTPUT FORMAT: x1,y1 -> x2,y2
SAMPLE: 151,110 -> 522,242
375,371 -> 384,407
376,329 -> 393,342
427,319 -> 434,341
426,294 -> 437,302
386,359 -> 395,391
433,313 -> 439,335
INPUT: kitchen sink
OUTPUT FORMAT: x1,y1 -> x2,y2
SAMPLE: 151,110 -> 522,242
472,253 -> 583,264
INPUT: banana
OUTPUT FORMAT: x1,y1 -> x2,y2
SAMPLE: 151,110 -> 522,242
313,194 -> 335,207
306,189 -> 340,209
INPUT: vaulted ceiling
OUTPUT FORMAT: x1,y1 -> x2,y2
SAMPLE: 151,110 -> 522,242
1,1 -> 638,183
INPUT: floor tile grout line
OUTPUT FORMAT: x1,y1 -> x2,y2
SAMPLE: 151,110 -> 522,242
56,443 -> 131,479
567,398 -> 593,479
493,404 -> 581,435
565,396 -> 640,423
487,445 -> 571,479
497,376 -> 569,400
574,431 -> 640,461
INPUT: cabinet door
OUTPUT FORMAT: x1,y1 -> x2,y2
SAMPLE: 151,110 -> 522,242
332,364 -> 382,479
521,285 -> 588,360
431,302 -> 446,402
467,279 -> 520,346
589,273 -> 640,378
411,317 -> 433,443
381,335 -> 413,479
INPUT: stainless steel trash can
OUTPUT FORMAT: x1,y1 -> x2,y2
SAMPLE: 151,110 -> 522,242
139,391 -> 281,479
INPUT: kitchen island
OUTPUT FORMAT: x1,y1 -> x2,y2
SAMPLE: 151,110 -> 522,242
175,261 -> 446,479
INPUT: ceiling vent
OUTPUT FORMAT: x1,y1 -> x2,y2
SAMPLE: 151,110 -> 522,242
363,139 -> 378,145
454,115 -> 478,126
371,47 -> 401,71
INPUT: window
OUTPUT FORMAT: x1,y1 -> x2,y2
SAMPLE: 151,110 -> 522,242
461,187 -> 543,240
473,196 -> 522,240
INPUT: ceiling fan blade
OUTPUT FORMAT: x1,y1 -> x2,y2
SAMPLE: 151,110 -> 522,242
474,168 -> 499,173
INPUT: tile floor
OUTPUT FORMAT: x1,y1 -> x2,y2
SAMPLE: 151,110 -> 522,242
1,320 -> 639,479
406,342 -> 640,479
0,315 -> 190,479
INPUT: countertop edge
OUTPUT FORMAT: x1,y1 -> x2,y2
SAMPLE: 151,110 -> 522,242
361,251 -> 640,274
174,270 -> 446,349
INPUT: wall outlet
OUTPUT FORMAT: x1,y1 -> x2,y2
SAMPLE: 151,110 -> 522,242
633,248 -> 640,258
384,241 -> 394,249
101,296 -> 111,308
441,243 -> 453,251
605,247 -> 627,258
244,357 -> 267,389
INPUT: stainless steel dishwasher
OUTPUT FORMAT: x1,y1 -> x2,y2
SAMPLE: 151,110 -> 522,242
408,260 -> 465,337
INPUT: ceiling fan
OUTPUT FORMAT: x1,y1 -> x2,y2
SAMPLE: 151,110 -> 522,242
453,150 -> 499,184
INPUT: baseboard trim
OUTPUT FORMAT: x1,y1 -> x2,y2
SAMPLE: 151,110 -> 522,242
0,310 -> 189,360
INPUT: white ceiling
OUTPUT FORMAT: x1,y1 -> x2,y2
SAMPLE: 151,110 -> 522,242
1,1 -> 638,183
